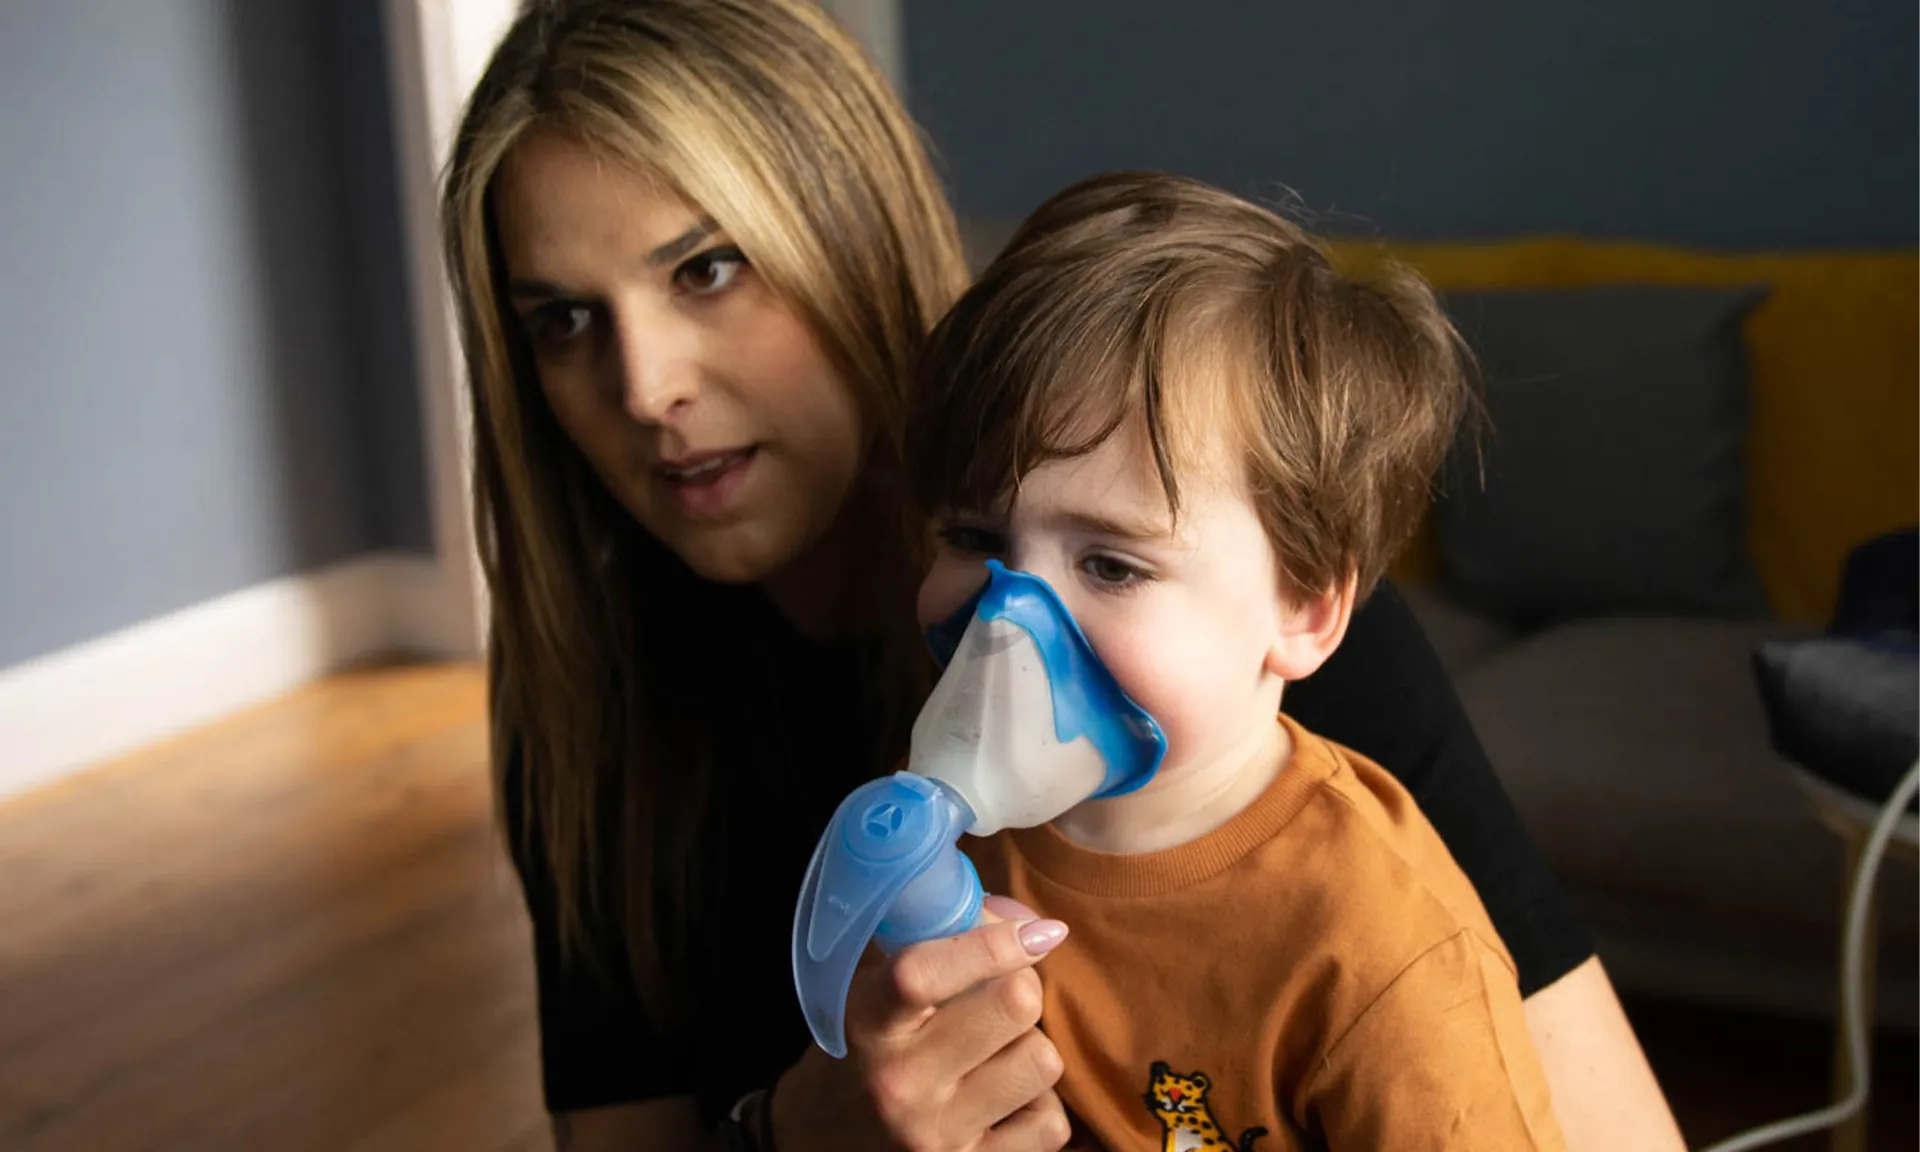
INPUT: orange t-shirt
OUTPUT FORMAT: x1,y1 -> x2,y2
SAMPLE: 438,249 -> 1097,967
963,713 -> 1566,1151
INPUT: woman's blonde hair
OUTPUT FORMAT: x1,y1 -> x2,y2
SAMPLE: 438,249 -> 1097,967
441,0 -> 968,1027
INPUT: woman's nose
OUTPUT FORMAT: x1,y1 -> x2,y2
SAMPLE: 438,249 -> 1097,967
613,311 -> 700,424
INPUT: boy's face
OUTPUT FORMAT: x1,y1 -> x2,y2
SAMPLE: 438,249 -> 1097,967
918,419 -> 1334,800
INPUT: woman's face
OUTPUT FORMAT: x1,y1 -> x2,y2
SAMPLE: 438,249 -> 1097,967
492,129 -> 865,585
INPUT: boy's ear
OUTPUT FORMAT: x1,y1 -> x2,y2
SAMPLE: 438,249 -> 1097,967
1264,573 -> 1358,681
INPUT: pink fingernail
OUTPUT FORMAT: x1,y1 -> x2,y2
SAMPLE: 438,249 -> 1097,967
1018,919 -> 1068,955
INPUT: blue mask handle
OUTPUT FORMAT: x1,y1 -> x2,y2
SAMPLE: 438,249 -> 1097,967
793,560 -> 1166,1058
791,772 -> 984,1058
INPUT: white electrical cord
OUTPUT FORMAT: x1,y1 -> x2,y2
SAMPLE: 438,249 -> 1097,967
1697,756 -> 1920,1152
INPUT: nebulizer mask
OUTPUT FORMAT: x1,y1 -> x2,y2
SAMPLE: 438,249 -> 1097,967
790,560 -> 1166,1057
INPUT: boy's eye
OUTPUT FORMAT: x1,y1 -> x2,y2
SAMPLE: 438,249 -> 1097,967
527,302 -> 595,347
674,245 -> 749,296
939,523 -> 1007,556
1082,554 -> 1149,588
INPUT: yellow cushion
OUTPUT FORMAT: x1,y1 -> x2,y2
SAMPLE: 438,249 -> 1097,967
1332,238 -> 1919,625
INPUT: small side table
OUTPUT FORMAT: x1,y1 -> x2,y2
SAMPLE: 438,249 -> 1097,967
1784,763 -> 1919,1152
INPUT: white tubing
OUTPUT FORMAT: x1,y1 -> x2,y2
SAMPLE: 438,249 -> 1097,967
1696,757 -> 1920,1152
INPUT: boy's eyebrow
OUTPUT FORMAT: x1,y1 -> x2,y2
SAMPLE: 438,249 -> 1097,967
1057,509 -> 1174,542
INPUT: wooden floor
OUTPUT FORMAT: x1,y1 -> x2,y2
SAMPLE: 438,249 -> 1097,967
0,661 -> 1912,1151
0,663 -> 548,1152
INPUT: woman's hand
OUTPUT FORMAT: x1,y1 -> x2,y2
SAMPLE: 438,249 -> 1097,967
769,895 -> 1073,1152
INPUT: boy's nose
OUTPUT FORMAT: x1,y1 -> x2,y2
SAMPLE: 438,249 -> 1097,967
1003,553 -> 1067,594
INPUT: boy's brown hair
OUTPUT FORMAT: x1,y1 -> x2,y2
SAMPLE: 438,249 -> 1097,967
908,170 -> 1480,602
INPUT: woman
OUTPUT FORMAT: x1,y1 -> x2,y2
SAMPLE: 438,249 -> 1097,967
440,2 -> 1687,1149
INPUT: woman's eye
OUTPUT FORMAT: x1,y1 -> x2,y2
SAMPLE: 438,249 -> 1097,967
1082,554 -> 1148,588
675,246 -> 748,296
939,524 -> 1006,556
527,303 -> 594,347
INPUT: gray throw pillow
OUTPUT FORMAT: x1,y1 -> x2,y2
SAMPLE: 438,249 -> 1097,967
1753,634 -> 1919,811
1436,285 -> 1771,627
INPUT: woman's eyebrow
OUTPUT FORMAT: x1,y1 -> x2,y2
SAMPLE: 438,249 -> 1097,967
505,217 -> 722,303
644,216 -> 720,267
506,278 -> 572,303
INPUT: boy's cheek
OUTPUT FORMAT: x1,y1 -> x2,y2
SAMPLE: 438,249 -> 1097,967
1095,633 -> 1183,725
1102,632 -> 1237,760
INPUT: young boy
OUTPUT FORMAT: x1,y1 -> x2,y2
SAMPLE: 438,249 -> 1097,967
905,172 -> 1567,1151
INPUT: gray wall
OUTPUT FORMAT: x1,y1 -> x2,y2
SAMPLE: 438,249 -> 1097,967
907,0 -> 1918,248
331,0 -> 433,558
0,0 -> 428,669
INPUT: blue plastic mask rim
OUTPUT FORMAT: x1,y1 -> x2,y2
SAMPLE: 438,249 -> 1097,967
923,560 -> 1165,798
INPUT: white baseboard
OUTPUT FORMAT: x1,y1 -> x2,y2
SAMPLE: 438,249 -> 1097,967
386,551 -> 482,659
0,551 -> 475,804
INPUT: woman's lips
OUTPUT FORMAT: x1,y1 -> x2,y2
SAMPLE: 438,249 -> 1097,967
658,446 -> 758,516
